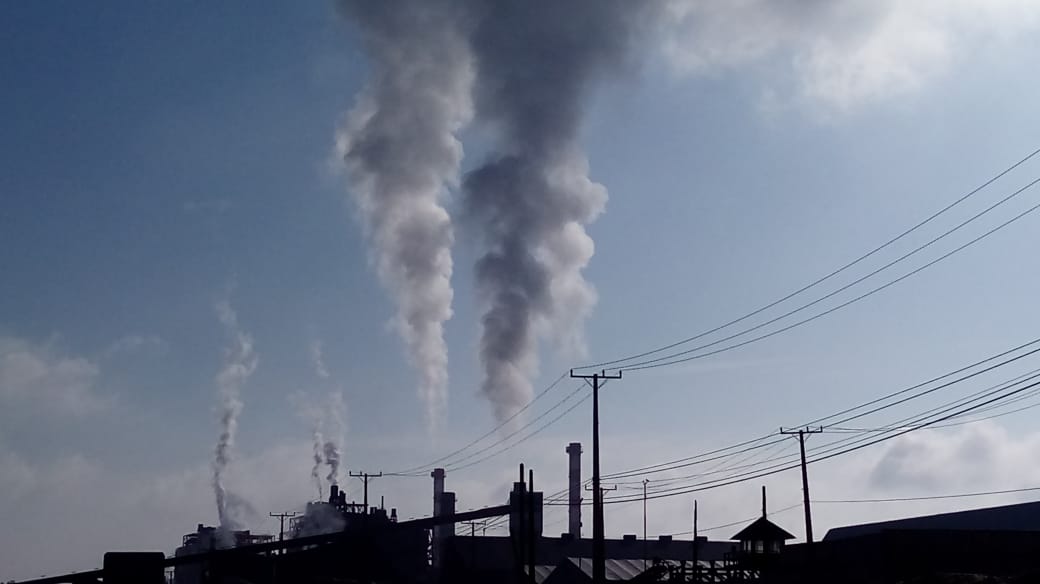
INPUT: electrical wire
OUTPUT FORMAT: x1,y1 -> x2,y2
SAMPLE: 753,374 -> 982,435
545,359 -> 1040,506
445,392 -> 593,473
815,486 -> 1040,504
621,176 -> 1040,372
598,338 -> 1040,482
391,372 -> 569,475
666,503 -> 804,536
616,372 -> 1040,501
596,376 -> 1040,504
578,147 -> 1040,372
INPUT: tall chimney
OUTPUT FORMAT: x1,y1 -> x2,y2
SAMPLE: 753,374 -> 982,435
566,442 -> 582,538
431,468 -> 447,567
432,468 -> 446,517
761,485 -> 767,518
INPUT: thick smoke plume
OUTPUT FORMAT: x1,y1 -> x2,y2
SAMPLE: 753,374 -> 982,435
323,390 -> 346,485
323,440 -> 341,485
336,0 -> 473,429
299,389 -> 347,496
212,300 -> 258,534
463,1 -> 653,422
339,0 -> 653,424
311,423 -> 325,498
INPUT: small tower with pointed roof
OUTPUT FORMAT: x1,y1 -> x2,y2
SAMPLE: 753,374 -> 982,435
732,486 -> 795,556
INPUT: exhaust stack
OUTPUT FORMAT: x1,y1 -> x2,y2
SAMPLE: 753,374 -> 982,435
566,442 -> 582,538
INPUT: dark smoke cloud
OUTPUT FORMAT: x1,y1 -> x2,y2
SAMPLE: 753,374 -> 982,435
463,1 -> 656,422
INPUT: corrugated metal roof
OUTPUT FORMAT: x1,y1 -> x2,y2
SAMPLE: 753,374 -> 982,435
567,557 -> 680,580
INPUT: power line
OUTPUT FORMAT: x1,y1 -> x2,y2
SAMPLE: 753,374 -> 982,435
667,503 -> 803,536
815,486 -> 1040,504
539,350 -> 1040,512
600,338 -> 1040,482
578,147 -> 1040,372
392,372 -> 568,475
445,391 -> 593,473
436,382 -> 586,471
602,376 -> 1040,504
620,176 -> 1040,372
552,361 -> 1040,507
397,149 -> 1040,496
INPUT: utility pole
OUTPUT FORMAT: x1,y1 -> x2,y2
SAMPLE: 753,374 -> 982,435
692,500 -> 699,582
462,520 -> 487,536
349,471 -> 383,514
462,520 -> 486,573
528,468 -> 536,584
571,369 -> 622,584
269,511 -> 298,543
642,478 -> 650,572
780,427 -> 823,544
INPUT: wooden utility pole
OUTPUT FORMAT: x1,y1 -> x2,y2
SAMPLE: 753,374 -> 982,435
780,427 -> 823,543
462,520 -> 487,536
349,471 -> 383,514
692,500 -> 699,581
571,369 -> 622,584
269,511 -> 298,543
642,478 -> 650,572
528,468 -> 536,584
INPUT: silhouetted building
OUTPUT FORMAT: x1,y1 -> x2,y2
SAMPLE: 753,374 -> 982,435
779,500 -> 1040,584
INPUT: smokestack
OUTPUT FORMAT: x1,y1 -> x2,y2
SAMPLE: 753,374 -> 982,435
432,467 -> 446,516
329,484 -> 339,505
566,442 -> 582,538
431,468 -> 448,567
762,485 -> 767,518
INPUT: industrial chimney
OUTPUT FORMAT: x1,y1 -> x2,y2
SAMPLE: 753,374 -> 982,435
566,442 -> 582,538
431,468 -> 447,568
432,468 -> 445,517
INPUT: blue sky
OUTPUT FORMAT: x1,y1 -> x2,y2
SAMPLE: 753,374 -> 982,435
3,1 -> 1040,580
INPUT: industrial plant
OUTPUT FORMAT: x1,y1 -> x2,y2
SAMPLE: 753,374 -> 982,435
13,436 -> 1040,584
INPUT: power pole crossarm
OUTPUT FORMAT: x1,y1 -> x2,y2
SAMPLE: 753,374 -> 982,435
349,471 -> 383,514
779,426 -> 823,544
571,369 -> 622,584
269,511 -> 298,543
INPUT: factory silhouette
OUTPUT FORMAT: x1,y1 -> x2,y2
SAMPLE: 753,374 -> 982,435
13,439 -> 1040,584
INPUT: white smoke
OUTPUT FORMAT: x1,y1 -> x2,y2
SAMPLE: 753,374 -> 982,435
338,0 -> 655,424
323,440 -> 341,486
335,0 -> 474,430
311,422 -> 325,499
323,391 -> 346,486
294,502 -> 347,537
296,389 -> 347,494
212,299 -> 258,533
309,339 -> 330,380
462,1 -> 655,422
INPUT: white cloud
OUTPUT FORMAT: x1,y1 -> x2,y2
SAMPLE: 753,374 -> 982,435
0,336 -> 109,416
660,0 -> 1040,110
867,420 -> 1040,492
105,333 -> 166,357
